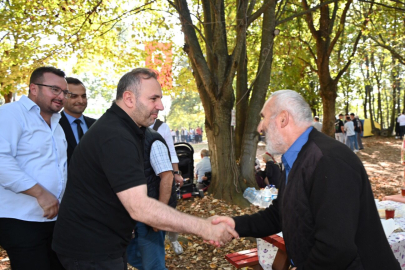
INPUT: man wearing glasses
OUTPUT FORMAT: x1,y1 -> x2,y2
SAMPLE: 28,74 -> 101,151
59,77 -> 96,165
0,66 -> 69,269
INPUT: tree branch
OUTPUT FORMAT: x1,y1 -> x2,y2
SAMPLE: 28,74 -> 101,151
277,0 -> 338,26
327,0 -> 352,57
171,0 -> 217,103
297,57 -> 318,74
335,3 -> 373,83
369,36 -> 405,65
358,0 -> 405,11
301,0 -> 320,39
247,0 -> 272,26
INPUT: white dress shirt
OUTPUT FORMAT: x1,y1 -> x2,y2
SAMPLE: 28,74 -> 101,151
0,95 -> 67,222
149,121 -> 179,163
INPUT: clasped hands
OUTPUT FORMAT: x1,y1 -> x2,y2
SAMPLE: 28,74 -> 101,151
203,215 -> 238,247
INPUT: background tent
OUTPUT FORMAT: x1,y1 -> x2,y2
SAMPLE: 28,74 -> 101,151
362,119 -> 381,137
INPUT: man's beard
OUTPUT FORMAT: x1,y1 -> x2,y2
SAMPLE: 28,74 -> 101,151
265,121 -> 287,155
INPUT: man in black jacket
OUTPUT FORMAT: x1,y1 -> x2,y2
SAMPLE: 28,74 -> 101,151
213,90 -> 400,270
59,77 -> 96,165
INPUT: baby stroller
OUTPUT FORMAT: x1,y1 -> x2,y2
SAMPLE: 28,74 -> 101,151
175,142 -> 209,198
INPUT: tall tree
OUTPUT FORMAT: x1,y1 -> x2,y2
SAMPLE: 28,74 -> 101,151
169,0 -> 279,205
299,0 -> 374,136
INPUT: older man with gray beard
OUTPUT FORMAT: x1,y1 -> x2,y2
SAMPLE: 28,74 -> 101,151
212,90 -> 400,270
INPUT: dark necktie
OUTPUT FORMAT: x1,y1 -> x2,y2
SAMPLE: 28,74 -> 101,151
74,119 -> 84,141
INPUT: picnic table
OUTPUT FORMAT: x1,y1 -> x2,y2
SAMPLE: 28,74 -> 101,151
255,200 -> 405,270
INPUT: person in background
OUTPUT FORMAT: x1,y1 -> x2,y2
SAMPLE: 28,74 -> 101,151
212,90 -> 400,270
195,126 -> 202,143
344,116 -> 358,153
354,115 -> 364,150
396,114 -> 401,139
126,127 -> 175,269
262,152 -> 281,188
334,113 -> 345,143
0,66 -> 68,270
344,113 -> 350,146
59,77 -> 96,165
349,113 -> 361,151
195,149 -> 211,189
171,129 -> 176,143
149,119 -> 184,255
312,116 -> 322,132
175,128 -> 180,143
398,110 -> 405,140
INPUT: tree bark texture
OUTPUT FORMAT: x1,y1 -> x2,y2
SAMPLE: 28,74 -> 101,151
239,0 -> 277,187
173,0 -> 255,206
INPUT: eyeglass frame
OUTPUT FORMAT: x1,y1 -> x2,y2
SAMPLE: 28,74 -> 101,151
33,83 -> 72,99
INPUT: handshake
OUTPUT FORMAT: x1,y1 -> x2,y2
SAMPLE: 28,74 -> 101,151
201,215 -> 238,247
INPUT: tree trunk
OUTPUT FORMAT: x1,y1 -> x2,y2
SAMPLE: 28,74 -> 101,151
206,100 -> 249,207
239,0 -> 277,188
235,38 -> 248,160
3,92 -> 12,103
388,57 -> 397,134
319,80 -> 338,137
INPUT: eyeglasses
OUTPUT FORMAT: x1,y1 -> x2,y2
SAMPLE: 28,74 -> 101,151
34,83 -> 72,99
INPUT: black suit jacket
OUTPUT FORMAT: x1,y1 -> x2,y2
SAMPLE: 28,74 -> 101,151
59,111 -> 96,165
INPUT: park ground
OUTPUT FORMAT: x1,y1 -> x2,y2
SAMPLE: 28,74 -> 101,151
0,136 -> 403,270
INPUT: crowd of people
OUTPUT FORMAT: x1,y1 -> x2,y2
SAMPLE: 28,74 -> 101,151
0,66 -> 400,270
170,127 -> 203,144
312,113 -> 365,153
334,113 -> 364,152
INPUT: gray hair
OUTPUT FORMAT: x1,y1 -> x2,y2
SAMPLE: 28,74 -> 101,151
116,68 -> 158,100
268,90 -> 313,128
200,149 -> 209,157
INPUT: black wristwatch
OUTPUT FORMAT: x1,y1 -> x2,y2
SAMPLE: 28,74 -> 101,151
173,170 -> 182,175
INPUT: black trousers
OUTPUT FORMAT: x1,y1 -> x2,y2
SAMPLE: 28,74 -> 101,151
0,218 -> 65,270
400,126 -> 405,138
57,254 -> 127,270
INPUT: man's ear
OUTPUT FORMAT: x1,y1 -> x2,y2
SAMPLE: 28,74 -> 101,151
279,110 -> 289,128
29,83 -> 38,96
122,91 -> 136,108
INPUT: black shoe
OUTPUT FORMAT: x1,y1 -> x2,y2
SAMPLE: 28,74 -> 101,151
359,148 -> 364,150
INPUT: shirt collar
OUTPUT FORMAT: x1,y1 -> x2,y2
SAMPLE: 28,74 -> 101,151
108,102 -> 145,139
20,95 -> 61,127
20,95 -> 38,111
63,111 -> 85,124
282,126 -> 313,172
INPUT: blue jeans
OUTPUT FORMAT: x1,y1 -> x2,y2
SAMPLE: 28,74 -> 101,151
347,135 -> 356,151
126,222 -> 167,270
353,132 -> 359,149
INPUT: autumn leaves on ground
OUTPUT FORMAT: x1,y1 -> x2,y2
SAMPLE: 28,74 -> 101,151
0,136 -> 403,270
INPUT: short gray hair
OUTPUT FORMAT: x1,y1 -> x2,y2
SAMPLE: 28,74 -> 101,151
200,149 -> 209,157
116,68 -> 158,100
268,90 -> 313,128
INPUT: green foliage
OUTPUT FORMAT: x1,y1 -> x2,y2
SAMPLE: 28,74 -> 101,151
0,0 -> 174,98
166,67 -> 204,129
